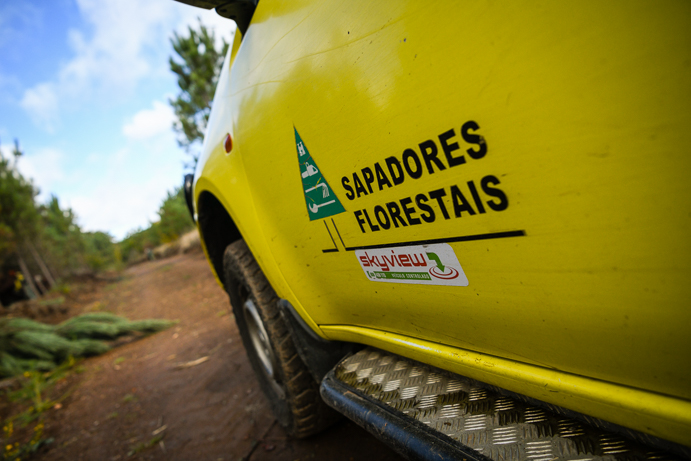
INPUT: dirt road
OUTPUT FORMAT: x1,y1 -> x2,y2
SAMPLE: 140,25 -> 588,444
38,251 -> 403,460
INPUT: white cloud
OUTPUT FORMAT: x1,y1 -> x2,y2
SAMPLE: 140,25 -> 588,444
20,83 -> 59,133
21,0 -> 235,131
15,147 -> 65,198
0,143 -> 11,159
70,172 -> 176,239
59,0 -> 173,94
67,139 -> 184,240
123,100 -> 175,140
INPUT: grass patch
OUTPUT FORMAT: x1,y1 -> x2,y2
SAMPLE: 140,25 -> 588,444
50,283 -> 71,295
1,358 -> 81,460
127,434 -> 163,456
38,297 -> 65,307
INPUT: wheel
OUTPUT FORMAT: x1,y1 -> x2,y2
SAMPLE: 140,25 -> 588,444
223,239 -> 339,438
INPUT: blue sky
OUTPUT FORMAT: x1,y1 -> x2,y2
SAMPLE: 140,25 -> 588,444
0,0 -> 235,240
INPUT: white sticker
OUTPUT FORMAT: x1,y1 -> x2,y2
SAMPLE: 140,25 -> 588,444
355,243 -> 468,286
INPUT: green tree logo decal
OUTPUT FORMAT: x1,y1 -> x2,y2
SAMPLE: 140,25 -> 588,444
295,128 -> 345,221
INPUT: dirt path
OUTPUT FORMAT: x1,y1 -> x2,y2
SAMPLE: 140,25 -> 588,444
38,251 -> 403,460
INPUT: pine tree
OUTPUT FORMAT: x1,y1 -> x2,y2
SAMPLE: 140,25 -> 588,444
0,139 -> 40,262
0,139 -> 117,286
169,19 -> 230,169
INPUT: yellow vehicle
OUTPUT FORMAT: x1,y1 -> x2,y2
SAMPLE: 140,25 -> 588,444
177,1 -> 691,459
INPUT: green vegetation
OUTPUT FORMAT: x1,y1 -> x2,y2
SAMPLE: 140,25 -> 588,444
82,231 -> 117,272
0,141 -> 38,261
1,143 -> 119,303
118,187 -> 194,263
121,393 -> 137,404
128,434 -> 164,457
2,358 -> 86,460
0,313 -> 173,458
1,137 -> 198,299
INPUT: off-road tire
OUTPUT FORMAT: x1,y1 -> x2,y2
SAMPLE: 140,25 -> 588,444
223,239 -> 339,438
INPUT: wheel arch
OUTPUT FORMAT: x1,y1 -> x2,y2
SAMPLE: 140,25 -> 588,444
197,190 -> 242,286
195,182 -> 331,342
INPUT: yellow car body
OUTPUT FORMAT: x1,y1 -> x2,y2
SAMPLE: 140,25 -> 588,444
192,0 -> 691,446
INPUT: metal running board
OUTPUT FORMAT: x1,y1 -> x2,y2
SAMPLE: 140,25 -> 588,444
320,347 -> 688,461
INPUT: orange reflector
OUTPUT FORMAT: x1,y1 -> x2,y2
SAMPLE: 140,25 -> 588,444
224,133 -> 233,153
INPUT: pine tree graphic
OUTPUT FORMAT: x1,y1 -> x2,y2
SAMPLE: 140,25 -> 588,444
295,128 -> 345,221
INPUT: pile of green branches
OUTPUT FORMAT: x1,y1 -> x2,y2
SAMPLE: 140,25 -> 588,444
0,313 -> 176,378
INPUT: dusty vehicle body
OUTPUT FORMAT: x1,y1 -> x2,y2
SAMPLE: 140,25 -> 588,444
176,0 -> 691,459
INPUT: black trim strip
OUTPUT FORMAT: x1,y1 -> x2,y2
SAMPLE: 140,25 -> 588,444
331,218 -> 346,248
323,220 -> 339,252
322,248 -> 339,253
344,230 -> 526,251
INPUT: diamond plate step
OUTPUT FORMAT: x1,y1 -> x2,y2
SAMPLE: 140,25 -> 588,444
320,347 -> 689,461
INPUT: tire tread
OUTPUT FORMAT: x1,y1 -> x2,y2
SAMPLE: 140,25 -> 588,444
223,239 -> 339,438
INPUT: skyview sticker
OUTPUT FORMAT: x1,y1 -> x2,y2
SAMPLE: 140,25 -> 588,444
295,128 -> 345,221
355,243 -> 469,286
